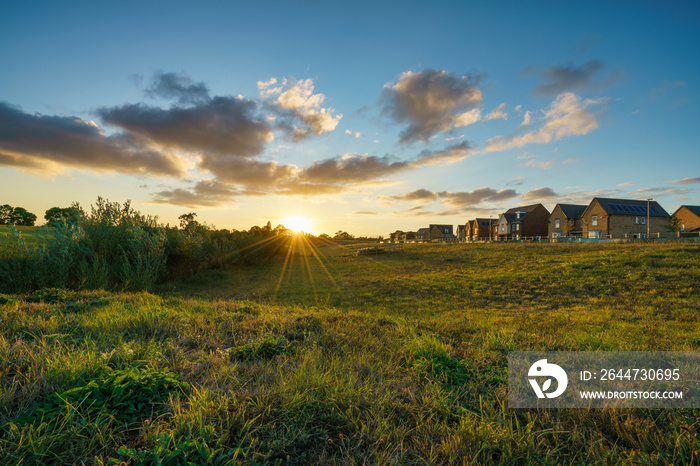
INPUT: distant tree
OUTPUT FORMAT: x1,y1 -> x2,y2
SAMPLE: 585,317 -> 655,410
45,203 -> 85,226
334,230 -> 354,240
178,212 -> 199,230
262,221 -> 272,234
273,224 -> 290,236
0,204 -> 12,224
9,207 -> 37,226
318,233 -> 331,240
667,213 -> 682,233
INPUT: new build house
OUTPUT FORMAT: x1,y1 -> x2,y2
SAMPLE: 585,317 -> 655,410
549,204 -> 587,238
496,204 -> 550,240
581,197 -> 670,239
672,205 -> 700,236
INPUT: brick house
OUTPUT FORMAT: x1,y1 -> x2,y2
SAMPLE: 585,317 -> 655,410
580,198 -> 670,239
672,205 -> 700,236
429,224 -> 454,241
470,218 -> 496,240
457,224 -> 467,241
415,227 -> 430,242
496,204 -> 550,240
548,204 -> 587,238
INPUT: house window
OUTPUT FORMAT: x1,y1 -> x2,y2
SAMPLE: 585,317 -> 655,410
555,219 -> 560,229
635,216 -> 639,224
501,225 -> 505,232
641,217 -> 646,225
681,223 -> 685,231
570,219 -> 574,226
515,224 -> 519,231
592,215 -> 598,226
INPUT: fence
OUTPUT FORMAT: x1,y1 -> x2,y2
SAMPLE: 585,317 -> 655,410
351,243 -> 404,256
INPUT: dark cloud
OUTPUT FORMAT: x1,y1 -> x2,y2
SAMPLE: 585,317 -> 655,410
297,154 -> 409,184
393,188 -> 439,202
145,71 -> 210,105
200,156 -> 296,188
0,102 -> 185,176
151,179 -> 239,207
413,141 -> 473,166
522,187 -> 559,200
438,188 -> 519,207
392,186 -> 518,209
99,96 -> 273,158
525,60 -> 620,97
380,69 -> 483,143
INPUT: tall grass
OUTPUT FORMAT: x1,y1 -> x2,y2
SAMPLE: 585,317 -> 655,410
0,198 -> 291,293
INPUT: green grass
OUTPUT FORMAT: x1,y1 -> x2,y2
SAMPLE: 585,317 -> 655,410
0,225 -> 50,247
1,242 -> 699,464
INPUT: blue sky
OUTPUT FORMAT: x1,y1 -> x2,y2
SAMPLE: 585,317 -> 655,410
1,0 -> 698,235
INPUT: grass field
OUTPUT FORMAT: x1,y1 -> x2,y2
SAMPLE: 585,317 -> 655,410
0,225 -> 49,247
1,241 -> 699,464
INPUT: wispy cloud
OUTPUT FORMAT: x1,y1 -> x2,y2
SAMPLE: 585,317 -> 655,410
666,177 -> 700,184
484,93 -> 607,152
523,60 -> 620,96
485,103 -> 507,121
391,186 -> 518,209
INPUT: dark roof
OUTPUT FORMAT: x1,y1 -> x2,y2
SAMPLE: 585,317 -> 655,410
501,212 -> 518,223
505,203 -> 542,214
416,228 -> 430,234
475,218 -> 494,228
593,198 -> 669,218
678,205 -> 700,217
556,204 -> 587,219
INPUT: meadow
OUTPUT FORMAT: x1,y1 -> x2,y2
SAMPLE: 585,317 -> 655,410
1,240 -> 700,464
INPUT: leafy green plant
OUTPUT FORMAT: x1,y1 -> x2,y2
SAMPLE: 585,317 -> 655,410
111,432 -> 245,466
16,367 -> 188,428
228,336 -> 288,361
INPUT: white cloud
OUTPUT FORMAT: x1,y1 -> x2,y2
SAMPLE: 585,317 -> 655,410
485,103 -> 507,121
485,93 -> 606,152
521,111 -> 531,126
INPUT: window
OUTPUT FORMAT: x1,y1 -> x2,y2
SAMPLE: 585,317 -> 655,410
681,223 -> 685,231
555,219 -> 560,229
570,219 -> 574,226
635,216 -> 639,224
515,224 -> 520,231
641,217 -> 646,225
592,215 -> 598,226
501,225 -> 505,232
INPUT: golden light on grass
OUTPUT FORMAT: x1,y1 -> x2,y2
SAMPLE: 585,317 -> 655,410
281,215 -> 313,234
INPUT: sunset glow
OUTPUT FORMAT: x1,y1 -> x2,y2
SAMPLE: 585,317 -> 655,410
0,2 -> 697,236
281,216 -> 313,234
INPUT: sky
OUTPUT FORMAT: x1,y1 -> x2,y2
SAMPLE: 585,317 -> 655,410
1,0 -> 699,236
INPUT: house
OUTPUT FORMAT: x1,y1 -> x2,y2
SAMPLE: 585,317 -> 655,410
496,204 -> 550,240
548,204 -> 587,238
456,224 -> 467,242
429,224 -> 454,241
389,230 -> 404,242
580,198 -> 670,239
672,205 -> 700,236
415,227 -> 430,242
469,218 -> 496,240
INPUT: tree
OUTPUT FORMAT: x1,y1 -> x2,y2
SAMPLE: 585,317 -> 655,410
667,213 -> 682,233
9,207 -> 37,226
334,230 -> 354,240
178,212 -> 199,230
0,204 -> 12,224
45,203 -> 85,226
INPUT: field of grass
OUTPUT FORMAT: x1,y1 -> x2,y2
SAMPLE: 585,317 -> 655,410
0,225 -> 49,247
1,241 -> 699,464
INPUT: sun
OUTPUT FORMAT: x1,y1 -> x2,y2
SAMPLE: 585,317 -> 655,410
281,215 -> 313,234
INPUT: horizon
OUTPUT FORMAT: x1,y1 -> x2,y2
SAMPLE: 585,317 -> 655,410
1,1 -> 699,236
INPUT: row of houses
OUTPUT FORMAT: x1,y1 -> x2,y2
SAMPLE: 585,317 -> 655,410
390,198 -> 700,242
